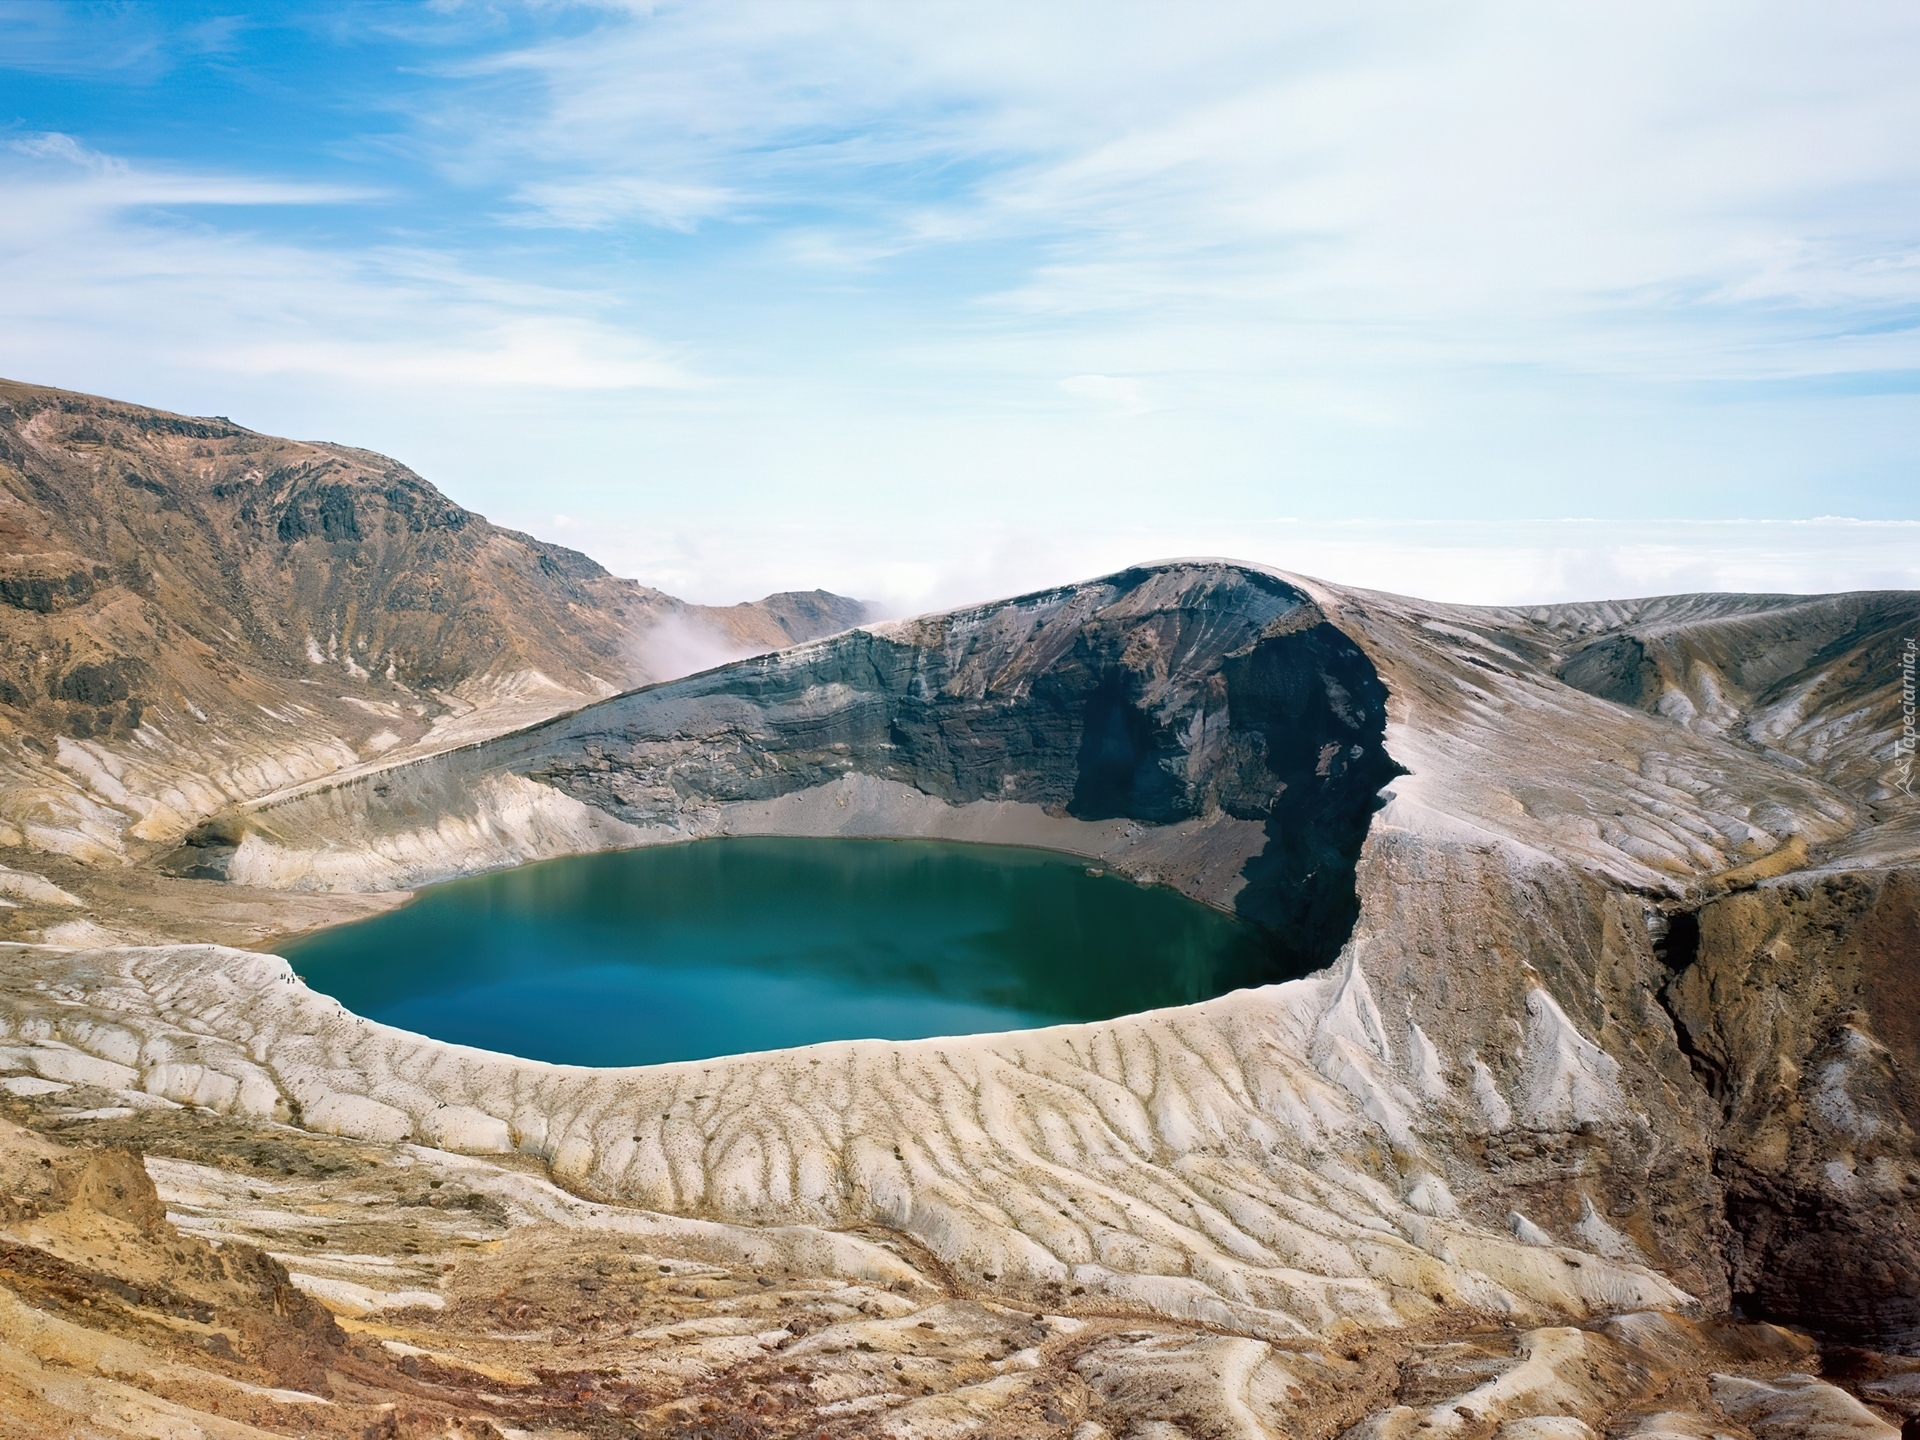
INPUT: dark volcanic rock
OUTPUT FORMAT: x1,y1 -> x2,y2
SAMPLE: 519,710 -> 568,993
1664,869 -> 1920,1344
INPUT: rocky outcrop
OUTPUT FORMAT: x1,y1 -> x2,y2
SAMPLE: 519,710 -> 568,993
1,938 -> 1698,1341
4,1088 -> 1899,1440
1661,870 -> 1920,1344
196,564 -> 1405,981
0,378 -> 868,872
169,560 -> 1920,1351
1544,590 -> 1919,800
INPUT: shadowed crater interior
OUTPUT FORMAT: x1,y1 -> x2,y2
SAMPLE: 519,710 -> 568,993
230,564 -> 1407,1058
514,566 -> 1404,987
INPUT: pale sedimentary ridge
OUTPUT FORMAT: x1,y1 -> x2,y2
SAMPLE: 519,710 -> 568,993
1,1106 -> 1894,1440
220,769 -> 1274,915
0,667 -> 601,867
188,563 -> 1887,911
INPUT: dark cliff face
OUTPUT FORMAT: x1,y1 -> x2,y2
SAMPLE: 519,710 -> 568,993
1216,620 -> 1402,964
517,564 -> 1402,981
1663,870 -> 1920,1346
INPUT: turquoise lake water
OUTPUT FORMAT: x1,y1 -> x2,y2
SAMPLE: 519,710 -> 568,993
278,837 -> 1278,1067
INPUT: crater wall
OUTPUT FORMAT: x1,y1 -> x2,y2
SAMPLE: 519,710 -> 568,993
103,560 -> 1920,1358
198,564 -> 1403,982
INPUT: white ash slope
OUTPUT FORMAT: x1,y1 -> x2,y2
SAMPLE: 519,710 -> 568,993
1525,588 -> 1919,799
1299,576 -> 1877,890
0,933 -> 1687,1346
202,563 -> 1874,902
166,567 -> 1892,1326
1,1099 -> 1889,1440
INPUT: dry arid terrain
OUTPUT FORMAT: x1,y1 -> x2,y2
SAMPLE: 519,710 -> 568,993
0,379 -> 865,945
1,383 -> 1918,1439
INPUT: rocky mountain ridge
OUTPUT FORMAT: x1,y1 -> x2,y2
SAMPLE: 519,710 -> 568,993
0,378 -> 867,877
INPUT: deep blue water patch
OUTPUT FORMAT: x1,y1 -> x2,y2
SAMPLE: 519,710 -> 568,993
278,837 -> 1278,1068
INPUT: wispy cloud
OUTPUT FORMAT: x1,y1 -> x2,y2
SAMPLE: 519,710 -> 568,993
0,1 -> 1915,592
506,175 -> 737,231
4,130 -> 380,206
218,318 -> 691,391
0,133 -> 696,395
378,0 -> 1920,461
0,0 -> 167,76
1059,374 -> 1147,415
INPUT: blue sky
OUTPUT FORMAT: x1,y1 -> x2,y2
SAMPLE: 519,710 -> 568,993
2,1 -> 1917,608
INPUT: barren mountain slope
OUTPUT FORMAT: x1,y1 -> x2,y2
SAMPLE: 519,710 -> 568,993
0,379 -> 866,871
202,564 -> 1893,905
1,1068 -> 1906,1440
1,559 -> 1916,1437
1533,589 -> 1916,800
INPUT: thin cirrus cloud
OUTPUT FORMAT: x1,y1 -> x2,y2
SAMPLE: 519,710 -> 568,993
959,25 -> 1920,384
1059,375 -> 1148,415
472,4 -> 1920,341
0,2 -> 1916,605
416,0 -> 1920,540
213,319 -> 694,392
506,175 -> 738,231
0,131 -> 695,396
3,131 -> 378,214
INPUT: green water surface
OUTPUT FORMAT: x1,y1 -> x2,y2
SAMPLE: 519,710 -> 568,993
279,837 -> 1277,1067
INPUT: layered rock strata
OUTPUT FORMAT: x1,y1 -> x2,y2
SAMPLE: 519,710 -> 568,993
198,566 -> 1401,981
156,563 -> 1920,1342
3,1085 -> 1902,1440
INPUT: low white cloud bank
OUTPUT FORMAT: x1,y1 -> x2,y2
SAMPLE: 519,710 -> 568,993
629,612 -> 766,684
550,516 -> 1920,618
